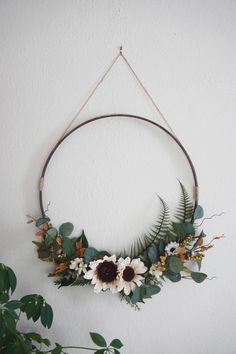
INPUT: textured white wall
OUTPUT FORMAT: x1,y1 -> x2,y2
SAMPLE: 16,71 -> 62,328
1,1 -> 236,353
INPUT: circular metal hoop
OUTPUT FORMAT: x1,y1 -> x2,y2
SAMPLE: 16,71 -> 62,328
39,114 -> 199,216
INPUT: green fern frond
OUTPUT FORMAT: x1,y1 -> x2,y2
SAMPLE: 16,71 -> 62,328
129,197 -> 170,258
71,277 -> 91,287
175,180 -> 193,222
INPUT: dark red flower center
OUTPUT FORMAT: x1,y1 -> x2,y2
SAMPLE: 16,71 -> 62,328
122,266 -> 135,282
96,261 -> 118,283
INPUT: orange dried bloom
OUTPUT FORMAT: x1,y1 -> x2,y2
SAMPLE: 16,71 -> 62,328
36,230 -> 44,237
76,239 -> 86,257
49,261 -> 70,276
27,219 -> 34,224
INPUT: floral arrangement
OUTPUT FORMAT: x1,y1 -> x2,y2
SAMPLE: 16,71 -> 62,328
29,181 -> 222,307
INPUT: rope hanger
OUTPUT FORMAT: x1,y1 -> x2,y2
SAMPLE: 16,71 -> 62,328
60,46 -> 176,140
39,47 -> 199,210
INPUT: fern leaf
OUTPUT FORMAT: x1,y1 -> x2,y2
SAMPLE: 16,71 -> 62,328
175,180 -> 193,222
129,197 -> 170,258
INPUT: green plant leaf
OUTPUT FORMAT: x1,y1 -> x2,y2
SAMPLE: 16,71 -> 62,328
5,300 -> 23,310
45,235 -> 54,248
47,227 -> 58,237
84,247 -> 99,264
110,339 -> 123,349
7,266 -> 17,294
159,239 -> 165,254
25,332 -> 51,346
94,350 -> 106,354
168,256 -> 184,273
3,311 -> 17,334
175,181 -> 193,222
31,302 -> 42,322
147,245 -> 159,263
0,319 -> 6,338
41,303 -> 53,329
191,271 -> 207,283
172,222 -> 195,242
0,274 -> 5,293
172,223 -> 185,240
25,301 -> 38,320
51,344 -> 63,354
130,197 -> 170,258
56,274 -> 75,288
77,230 -> 89,248
36,217 -> 50,227
32,240 -> 43,247
0,265 -> 8,293
130,286 -> 142,304
196,259 -> 202,271
183,222 -> 195,235
21,294 -> 38,305
25,332 -> 42,342
165,271 -> 181,282
37,243 -> 51,260
59,222 -> 74,237
62,237 -> 76,257
90,332 -> 107,347
145,285 -> 161,298
0,293 -> 9,303
193,205 -> 204,220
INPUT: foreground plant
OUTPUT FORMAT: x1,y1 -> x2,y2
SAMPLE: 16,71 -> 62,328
0,263 -> 123,353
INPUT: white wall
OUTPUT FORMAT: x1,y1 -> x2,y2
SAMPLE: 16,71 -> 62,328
1,1 -> 236,353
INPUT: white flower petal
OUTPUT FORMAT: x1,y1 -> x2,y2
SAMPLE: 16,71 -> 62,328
130,282 -> 136,292
124,283 -> 131,295
84,270 -> 94,280
94,282 -> 103,293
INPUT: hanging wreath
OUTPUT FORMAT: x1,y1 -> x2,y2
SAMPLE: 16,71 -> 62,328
28,113 -> 223,307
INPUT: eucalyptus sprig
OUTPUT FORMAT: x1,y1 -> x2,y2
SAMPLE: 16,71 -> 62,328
0,263 -> 123,354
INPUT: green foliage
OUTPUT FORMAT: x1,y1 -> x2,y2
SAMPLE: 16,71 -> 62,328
168,256 -> 184,273
191,271 -> 207,283
36,217 -> 50,227
175,180 -> 193,223
77,229 -> 89,248
20,294 -> 53,328
110,339 -> 123,349
45,227 -> 58,247
51,344 -> 63,354
41,303 -> 53,329
33,241 -> 51,261
62,237 -> 76,257
130,197 -> 170,258
0,262 -> 123,353
193,205 -> 204,220
54,272 -> 76,288
59,222 -> 74,237
147,244 -> 159,263
0,263 -> 16,294
172,222 -> 195,242
165,271 -> 181,282
90,333 -> 107,347
84,247 -> 99,264
130,284 -> 161,304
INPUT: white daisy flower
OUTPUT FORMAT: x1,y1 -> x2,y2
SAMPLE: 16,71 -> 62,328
83,255 -> 119,294
165,241 -> 180,256
117,257 -> 147,295
69,257 -> 87,275
149,262 -> 164,279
